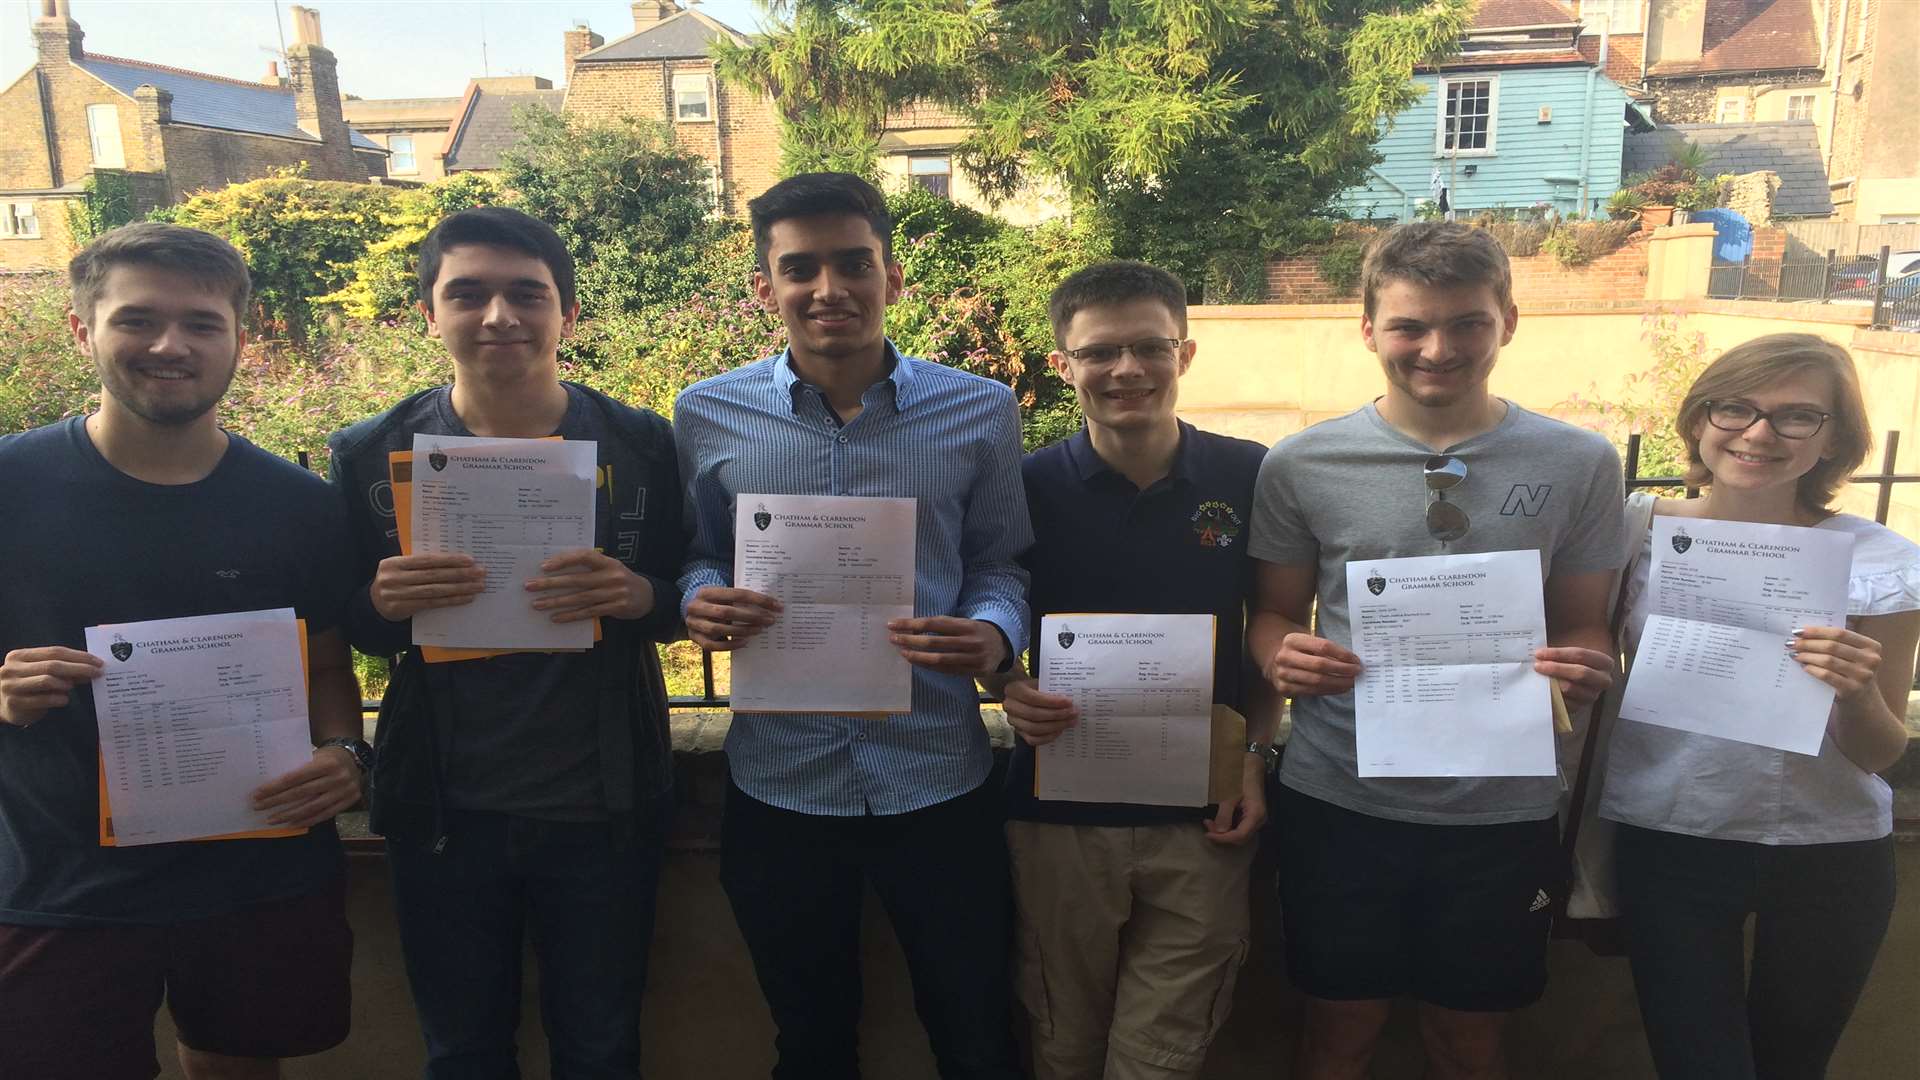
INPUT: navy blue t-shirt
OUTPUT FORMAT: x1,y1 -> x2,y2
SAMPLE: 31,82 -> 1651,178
1006,422 -> 1267,826
0,418 -> 352,927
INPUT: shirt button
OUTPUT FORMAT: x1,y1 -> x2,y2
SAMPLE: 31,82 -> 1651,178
855,731 -> 867,741
837,435 -> 849,444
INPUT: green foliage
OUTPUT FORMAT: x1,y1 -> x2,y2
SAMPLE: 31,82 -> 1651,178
316,173 -> 502,322
1317,239 -> 1366,294
64,171 -> 139,247
719,0 -> 1470,301
0,275 -> 98,432
168,171 -> 402,341
1540,220 -> 1638,268
498,107 -> 715,315
1605,187 -> 1646,221
1560,315 -> 1710,490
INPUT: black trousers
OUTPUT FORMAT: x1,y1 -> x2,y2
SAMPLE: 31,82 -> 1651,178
1615,824 -> 1896,1080
719,780 -> 1021,1080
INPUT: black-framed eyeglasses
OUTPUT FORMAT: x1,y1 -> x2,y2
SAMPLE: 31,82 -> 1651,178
1063,337 -> 1185,365
1702,400 -> 1831,440
1424,455 -> 1469,543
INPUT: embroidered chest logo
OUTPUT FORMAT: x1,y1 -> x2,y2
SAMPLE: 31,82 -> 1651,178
1671,528 -> 1693,554
110,634 -> 133,662
1499,484 -> 1552,517
1190,500 -> 1243,548
1057,625 -> 1076,649
1366,569 -> 1387,596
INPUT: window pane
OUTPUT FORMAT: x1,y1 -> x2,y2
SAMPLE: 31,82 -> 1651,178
673,73 -> 711,121
1444,81 -> 1491,150
912,173 -> 951,199
87,104 -> 125,167
389,135 -> 416,173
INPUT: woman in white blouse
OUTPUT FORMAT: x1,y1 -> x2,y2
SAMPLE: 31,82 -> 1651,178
1599,334 -> 1919,1080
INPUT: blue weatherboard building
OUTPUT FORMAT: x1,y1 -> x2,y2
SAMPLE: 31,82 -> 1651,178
1338,0 -> 1653,222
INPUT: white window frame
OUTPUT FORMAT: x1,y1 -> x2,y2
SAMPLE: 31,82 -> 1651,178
908,155 -> 952,199
1578,0 -> 1642,35
1785,94 -> 1817,122
87,103 -> 125,168
1717,97 -> 1747,123
1434,76 -> 1498,157
388,134 -> 417,174
672,72 -> 713,123
2,201 -> 40,239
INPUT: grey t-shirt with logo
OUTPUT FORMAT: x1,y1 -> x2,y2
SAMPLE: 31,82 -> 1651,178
1250,402 -> 1629,825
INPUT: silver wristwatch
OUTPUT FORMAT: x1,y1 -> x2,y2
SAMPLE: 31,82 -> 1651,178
1245,741 -> 1280,774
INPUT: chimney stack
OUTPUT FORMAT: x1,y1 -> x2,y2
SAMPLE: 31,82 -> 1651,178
284,6 -> 356,175
631,1 -> 681,34
563,23 -> 604,84
261,60 -> 284,86
34,0 -> 84,66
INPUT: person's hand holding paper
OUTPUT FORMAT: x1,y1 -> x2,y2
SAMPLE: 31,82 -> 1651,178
0,646 -> 104,728
527,548 -> 656,623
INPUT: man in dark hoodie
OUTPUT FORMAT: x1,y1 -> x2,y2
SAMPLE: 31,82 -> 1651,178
327,207 -> 685,1078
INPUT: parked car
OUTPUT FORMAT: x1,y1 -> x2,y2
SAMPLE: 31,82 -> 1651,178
1829,250 -> 1920,299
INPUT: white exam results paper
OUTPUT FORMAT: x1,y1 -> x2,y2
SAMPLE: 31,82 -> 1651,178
87,608 -> 311,846
1036,613 -> 1215,806
729,494 -> 916,714
1347,550 -> 1556,777
1618,516 -> 1852,754
409,433 -> 598,652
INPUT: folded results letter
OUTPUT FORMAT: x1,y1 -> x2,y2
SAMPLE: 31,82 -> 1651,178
1618,516 -> 1852,755
730,494 -> 917,714
1347,549 -> 1556,777
87,608 -> 312,846
409,434 -> 598,652
1036,613 -> 1215,806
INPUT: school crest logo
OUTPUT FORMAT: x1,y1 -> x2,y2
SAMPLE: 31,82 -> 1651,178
753,503 -> 772,531
110,635 -> 133,662
1671,528 -> 1693,554
1366,569 -> 1387,596
1190,500 -> 1244,548
1057,625 -> 1076,650
427,447 -> 449,472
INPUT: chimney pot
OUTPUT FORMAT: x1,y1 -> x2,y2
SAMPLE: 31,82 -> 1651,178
631,1 -> 681,34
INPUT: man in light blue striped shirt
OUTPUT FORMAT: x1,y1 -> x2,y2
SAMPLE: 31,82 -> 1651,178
674,172 -> 1031,1079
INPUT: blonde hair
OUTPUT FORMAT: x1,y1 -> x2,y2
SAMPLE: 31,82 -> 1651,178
1676,333 -> 1870,514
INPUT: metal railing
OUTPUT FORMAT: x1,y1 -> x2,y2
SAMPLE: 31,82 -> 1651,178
1708,245 -> 1918,331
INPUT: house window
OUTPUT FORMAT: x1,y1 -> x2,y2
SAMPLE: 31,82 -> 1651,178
1577,0 -> 1641,34
1786,94 -> 1817,122
388,135 -> 417,174
909,156 -> 952,199
673,72 -> 712,123
2,202 -> 40,239
1436,78 -> 1496,155
87,103 -> 125,168
1717,97 -> 1746,123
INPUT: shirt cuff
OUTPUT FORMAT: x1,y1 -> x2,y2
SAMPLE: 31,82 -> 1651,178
963,601 -> 1029,661
677,566 -> 731,621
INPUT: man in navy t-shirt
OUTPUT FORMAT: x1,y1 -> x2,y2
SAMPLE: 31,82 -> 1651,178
0,224 -> 366,1080
985,262 -> 1273,1080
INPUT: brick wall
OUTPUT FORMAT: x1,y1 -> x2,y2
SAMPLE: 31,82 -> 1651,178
0,72 -> 56,189
0,193 -> 80,270
161,125 -> 359,201
1266,231 -> 1654,308
1826,0 -> 1875,220
1576,33 -> 1646,90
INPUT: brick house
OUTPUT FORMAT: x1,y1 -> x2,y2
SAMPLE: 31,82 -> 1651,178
441,78 -> 567,176
341,94 -> 461,184
0,1 -> 386,269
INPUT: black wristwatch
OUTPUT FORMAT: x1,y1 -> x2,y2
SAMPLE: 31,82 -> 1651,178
1245,741 -> 1280,775
316,736 -> 374,774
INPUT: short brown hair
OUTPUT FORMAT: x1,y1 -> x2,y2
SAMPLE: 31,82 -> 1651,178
1676,333 -> 1870,514
68,222 -> 252,326
1047,260 -> 1189,347
1360,222 -> 1513,318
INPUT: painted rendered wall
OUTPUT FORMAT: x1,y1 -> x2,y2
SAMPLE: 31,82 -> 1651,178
1339,67 -> 1636,221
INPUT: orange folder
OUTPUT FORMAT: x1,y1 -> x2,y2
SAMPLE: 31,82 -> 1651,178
387,449 -> 600,663
98,619 -> 312,845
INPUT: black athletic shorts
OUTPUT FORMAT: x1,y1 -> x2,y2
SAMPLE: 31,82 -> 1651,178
1273,782 -> 1558,1012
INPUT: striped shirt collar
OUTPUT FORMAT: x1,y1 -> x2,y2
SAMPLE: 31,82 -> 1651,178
771,340 -> 921,414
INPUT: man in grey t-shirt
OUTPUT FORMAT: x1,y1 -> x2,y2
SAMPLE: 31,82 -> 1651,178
1247,223 -> 1627,1080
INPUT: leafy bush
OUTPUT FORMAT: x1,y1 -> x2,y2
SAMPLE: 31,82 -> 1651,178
1540,220 -> 1638,268
64,170 -> 139,247
1317,240 -> 1367,294
167,170 -> 402,341
316,173 -> 502,322
0,275 -> 98,432
1605,188 -> 1646,221
1559,315 -> 1709,492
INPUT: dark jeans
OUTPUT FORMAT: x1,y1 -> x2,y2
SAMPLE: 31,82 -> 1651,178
1614,824 -> 1896,1080
720,780 -> 1021,1080
386,809 -> 668,1080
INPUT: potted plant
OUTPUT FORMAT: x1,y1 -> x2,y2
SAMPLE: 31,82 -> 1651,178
1606,188 -> 1647,223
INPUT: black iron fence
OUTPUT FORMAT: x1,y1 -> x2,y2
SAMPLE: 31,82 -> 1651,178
1708,245 -> 1919,331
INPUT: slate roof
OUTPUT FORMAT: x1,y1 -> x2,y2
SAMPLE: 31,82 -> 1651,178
1623,122 -> 1834,218
575,11 -> 748,63
78,55 -> 381,151
1469,0 -> 1578,29
442,88 -> 564,172
1647,0 -> 1820,76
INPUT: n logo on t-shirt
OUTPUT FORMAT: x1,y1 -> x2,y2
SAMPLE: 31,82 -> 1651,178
1500,484 -> 1552,517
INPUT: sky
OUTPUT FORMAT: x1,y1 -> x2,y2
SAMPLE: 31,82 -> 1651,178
1,0 -> 770,100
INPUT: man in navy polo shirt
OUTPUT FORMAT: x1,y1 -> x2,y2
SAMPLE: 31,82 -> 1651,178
986,261 -> 1271,1080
